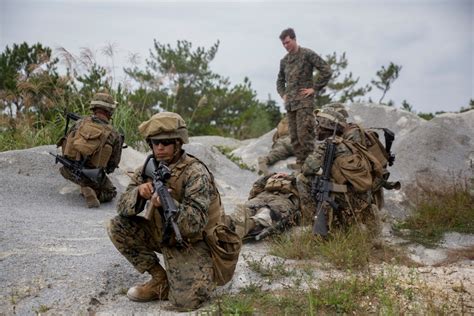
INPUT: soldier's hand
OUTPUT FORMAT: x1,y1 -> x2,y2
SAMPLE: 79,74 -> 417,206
138,182 -> 154,200
299,88 -> 315,97
282,94 -> 287,103
150,192 -> 162,208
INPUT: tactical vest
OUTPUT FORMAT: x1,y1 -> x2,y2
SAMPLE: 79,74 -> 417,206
144,153 -> 240,285
62,116 -> 113,168
146,153 -> 224,244
264,175 -> 299,197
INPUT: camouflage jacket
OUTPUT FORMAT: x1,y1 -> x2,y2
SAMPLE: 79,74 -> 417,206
276,46 -> 332,105
116,151 -> 221,242
66,115 -> 122,173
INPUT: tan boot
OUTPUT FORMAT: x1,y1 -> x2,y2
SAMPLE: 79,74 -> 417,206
127,265 -> 169,302
80,186 -> 100,208
257,156 -> 269,175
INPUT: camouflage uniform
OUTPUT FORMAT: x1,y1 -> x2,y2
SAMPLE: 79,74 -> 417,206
296,106 -> 380,232
59,115 -> 122,202
264,117 -> 294,166
108,153 -> 218,310
266,136 -> 293,165
107,112 -> 238,311
229,173 -> 300,240
276,47 -> 332,165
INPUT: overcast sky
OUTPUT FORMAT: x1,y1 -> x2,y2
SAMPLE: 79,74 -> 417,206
1,0 -> 472,113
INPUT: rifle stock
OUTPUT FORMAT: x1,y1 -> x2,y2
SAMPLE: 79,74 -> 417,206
50,152 -> 104,184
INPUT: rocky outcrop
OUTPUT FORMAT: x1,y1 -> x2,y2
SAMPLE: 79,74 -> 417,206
0,103 -> 472,315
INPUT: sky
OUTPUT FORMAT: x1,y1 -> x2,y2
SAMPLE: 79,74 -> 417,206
1,0 -> 472,113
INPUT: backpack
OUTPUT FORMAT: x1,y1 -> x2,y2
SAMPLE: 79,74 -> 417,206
331,125 -> 391,192
62,117 -> 113,168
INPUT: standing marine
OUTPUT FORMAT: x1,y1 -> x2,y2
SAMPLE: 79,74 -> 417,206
276,27 -> 332,170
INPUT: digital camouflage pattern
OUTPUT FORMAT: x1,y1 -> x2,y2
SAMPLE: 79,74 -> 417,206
276,47 -> 332,109
59,115 -> 122,202
265,117 -> 293,165
276,46 -> 331,165
108,151 -> 219,310
287,107 -> 317,164
60,166 -> 117,202
296,126 -> 381,231
228,173 -> 300,240
266,136 -> 293,165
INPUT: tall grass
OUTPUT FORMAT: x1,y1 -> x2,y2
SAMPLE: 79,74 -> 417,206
0,102 -> 146,152
207,269 -> 458,315
269,226 -> 373,270
396,178 -> 474,247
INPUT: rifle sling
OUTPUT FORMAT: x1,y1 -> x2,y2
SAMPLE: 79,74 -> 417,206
330,182 -> 347,193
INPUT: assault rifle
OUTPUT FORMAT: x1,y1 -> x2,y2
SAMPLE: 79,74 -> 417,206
311,130 -> 339,237
50,153 -> 105,184
143,155 -> 183,246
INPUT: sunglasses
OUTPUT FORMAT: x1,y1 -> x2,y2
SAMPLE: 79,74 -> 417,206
151,139 -> 176,146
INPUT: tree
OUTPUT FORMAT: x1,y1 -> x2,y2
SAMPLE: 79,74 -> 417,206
459,99 -> 474,113
371,62 -> 402,105
125,40 -> 279,138
417,112 -> 434,120
315,52 -> 371,108
401,99 -> 413,112
0,42 -> 63,121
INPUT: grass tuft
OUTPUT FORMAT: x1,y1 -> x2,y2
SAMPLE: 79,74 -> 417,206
395,178 -> 474,247
214,145 -> 255,171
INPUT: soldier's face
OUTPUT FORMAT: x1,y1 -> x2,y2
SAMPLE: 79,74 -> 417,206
281,36 -> 297,53
151,139 -> 176,163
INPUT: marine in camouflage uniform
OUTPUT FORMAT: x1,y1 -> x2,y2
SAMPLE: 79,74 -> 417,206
258,116 -> 293,175
296,105 -> 381,233
58,91 -> 122,208
276,28 -> 332,167
107,112 -> 234,311
228,172 -> 300,241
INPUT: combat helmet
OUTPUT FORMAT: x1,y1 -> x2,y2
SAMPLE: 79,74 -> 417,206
314,104 -> 347,130
90,90 -> 117,114
138,112 -> 189,144
325,102 -> 349,119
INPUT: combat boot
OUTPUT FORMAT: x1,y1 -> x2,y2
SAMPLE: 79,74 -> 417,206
127,264 -> 169,302
257,156 -> 269,175
80,186 -> 100,208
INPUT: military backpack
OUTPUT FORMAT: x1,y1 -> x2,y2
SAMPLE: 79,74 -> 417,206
61,117 -> 114,168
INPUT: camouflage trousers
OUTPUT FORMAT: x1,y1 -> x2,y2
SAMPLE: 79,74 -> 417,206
228,191 -> 300,240
287,105 -> 316,165
60,166 -> 117,202
266,136 -> 293,166
296,173 -> 379,231
107,215 -> 215,310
